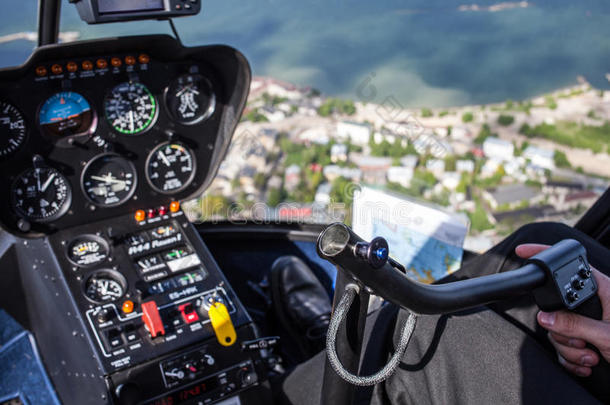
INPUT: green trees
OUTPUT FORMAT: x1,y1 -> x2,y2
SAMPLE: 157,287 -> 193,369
462,112 -> 474,123
519,122 -> 610,154
474,123 -> 493,144
421,108 -> 433,117
553,150 -> 571,168
497,114 -> 515,126
267,187 -> 286,207
330,177 -> 355,205
243,110 -> 269,122
469,202 -> 494,232
318,98 -> 356,116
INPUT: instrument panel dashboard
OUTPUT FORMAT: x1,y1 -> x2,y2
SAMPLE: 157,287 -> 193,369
0,35 -> 250,236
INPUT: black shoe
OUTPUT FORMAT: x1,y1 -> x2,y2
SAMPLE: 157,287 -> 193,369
270,256 -> 331,360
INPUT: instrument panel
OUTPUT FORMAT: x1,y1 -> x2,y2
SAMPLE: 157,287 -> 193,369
0,35 -> 250,235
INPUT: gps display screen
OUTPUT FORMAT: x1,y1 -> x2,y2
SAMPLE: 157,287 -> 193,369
98,0 -> 164,14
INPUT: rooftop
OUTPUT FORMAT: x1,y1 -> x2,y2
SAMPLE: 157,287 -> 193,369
487,184 -> 539,205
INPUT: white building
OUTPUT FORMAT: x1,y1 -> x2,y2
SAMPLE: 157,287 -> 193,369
450,126 -> 470,140
483,137 -> 514,162
456,159 -> 475,173
250,77 -> 304,100
480,159 -> 501,178
387,166 -> 414,187
435,127 -> 449,138
323,165 -> 362,182
284,164 -> 301,191
523,146 -> 555,170
314,182 -> 332,205
441,172 -> 461,190
260,106 -> 286,123
299,127 -> 330,145
400,155 -> 418,169
330,144 -> 348,163
336,121 -> 371,146
426,159 -> 445,176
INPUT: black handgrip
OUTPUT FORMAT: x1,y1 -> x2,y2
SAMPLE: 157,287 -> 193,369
574,294 -> 603,320
572,295 -> 610,402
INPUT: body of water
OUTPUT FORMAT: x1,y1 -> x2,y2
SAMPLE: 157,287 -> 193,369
1,0 -> 609,107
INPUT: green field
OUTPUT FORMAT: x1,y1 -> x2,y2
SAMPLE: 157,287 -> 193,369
520,122 -> 610,154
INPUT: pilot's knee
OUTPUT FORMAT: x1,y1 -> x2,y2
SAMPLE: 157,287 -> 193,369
513,222 -> 575,244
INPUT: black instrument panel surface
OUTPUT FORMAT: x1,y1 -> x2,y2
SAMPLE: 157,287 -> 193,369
0,35 -> 250,236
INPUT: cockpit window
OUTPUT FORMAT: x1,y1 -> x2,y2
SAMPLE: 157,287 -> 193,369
178,1 -> 610,254
0,2 -> 38,69
1,2 -> 609,252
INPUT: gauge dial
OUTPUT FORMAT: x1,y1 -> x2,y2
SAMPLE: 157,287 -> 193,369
146,142 -> 195,194
105,82 -> 157,135
11,167 -> 71,222
82,154 -> 137,207
84,270 -> 126,303
67,235 -> 109,267
165,74 -> 215,125
0,101 -> 26,158
39,92 -> 95,138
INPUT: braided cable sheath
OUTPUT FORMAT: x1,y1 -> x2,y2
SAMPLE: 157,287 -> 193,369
326,284 -> 417,386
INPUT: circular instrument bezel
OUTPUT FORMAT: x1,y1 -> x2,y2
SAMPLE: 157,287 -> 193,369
10,167 -> 72,223
80,153 -> 138,208
0,100 -> 28,159
66,234 -> 111,268
164,74 -> 216,125
104,81 -> 158,136
82,268 -> 127,304
37,91 -> 98,145
145,141 -> 197,195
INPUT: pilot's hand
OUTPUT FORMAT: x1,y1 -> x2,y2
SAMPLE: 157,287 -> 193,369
516,243 -> 610,377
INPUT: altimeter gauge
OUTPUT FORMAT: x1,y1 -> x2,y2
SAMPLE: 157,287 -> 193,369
11,166 -> 72,222
145,142 -> 195,194
105,82 -> 157,135
0,101 -> 26,158
81,153 -> 137,207
165,74 -> 215,125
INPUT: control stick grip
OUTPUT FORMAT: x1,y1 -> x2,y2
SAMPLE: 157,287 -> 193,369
573,294 -> 603,320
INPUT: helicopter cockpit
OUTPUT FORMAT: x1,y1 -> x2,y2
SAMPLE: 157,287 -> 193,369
1,1 -> 610,405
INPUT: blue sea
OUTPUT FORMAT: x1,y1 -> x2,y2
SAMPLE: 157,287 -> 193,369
1,0 -> 609,107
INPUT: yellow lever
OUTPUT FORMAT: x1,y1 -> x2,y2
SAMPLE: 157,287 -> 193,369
207,301 -> 236,346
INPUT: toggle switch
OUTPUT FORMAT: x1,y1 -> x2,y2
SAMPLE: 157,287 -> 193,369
142,301 -> 165,338
179,303 -> 199,324
208,302 -> 236,346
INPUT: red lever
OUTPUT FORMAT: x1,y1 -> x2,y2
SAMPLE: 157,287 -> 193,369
142,301 -> 165,338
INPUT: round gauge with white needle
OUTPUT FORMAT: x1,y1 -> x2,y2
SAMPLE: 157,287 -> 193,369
105,82 -> 157,135
83,269 -> 126,303
10,166 -> 71,222
81,153 -> 137,207
0,101 -> 27,158
145,142 -> 196,194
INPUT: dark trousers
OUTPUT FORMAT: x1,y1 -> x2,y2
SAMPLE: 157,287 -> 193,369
279,222 -> 609,404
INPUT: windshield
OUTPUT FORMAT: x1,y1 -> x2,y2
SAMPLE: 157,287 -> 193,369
1,1 -> 609,252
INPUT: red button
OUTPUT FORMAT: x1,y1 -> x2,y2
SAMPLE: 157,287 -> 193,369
142,301 -> 165,338
179,303 -> 199,324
